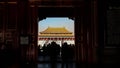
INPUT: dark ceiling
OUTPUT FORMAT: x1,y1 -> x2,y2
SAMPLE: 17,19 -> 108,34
38,7 -> 75,19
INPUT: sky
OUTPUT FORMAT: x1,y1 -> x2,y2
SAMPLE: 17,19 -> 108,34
38,17 -> 74,34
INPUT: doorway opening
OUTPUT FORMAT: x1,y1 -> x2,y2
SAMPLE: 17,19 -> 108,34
37,17 -> 75,68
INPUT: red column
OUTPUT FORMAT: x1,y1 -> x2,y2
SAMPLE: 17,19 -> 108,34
28,4 -> 38,63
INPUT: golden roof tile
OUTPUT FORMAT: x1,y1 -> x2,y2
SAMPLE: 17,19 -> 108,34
40,27 -> 72,34
39,27 -> 74,37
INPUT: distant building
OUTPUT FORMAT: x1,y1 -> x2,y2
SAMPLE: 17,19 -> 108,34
38,27 -> 75,46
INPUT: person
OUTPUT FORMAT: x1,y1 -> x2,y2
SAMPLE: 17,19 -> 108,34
38,44 -> 41,56
61,42 -> 69,68
48,41 -> 60,68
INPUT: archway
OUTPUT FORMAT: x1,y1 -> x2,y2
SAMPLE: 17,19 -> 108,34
28,4 -> 98,67
37,7 -> 76,68
38,17 -> 75,47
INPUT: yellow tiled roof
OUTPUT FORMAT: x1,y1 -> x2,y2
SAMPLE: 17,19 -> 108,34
39,27 -> 74,37
40,27 -> 72,34
39,34 -> 73,37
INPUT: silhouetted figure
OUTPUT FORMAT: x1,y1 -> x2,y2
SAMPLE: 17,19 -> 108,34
61,42 -> 73,68
47,41 -> 60,68
38,45 -> 41,56
42,44 -> 48,56
68,44 -> 75,68
41,43 -> 49,61
69,44 -> 75,61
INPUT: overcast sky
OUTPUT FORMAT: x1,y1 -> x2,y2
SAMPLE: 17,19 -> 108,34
38,17 -> 74,34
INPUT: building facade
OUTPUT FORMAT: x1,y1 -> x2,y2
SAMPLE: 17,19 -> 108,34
38,27 -> 75,46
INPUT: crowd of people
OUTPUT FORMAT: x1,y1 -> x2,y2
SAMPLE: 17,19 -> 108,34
38,41 -> 75,68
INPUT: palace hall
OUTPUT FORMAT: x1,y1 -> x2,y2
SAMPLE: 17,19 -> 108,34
38,27 -> 75,46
